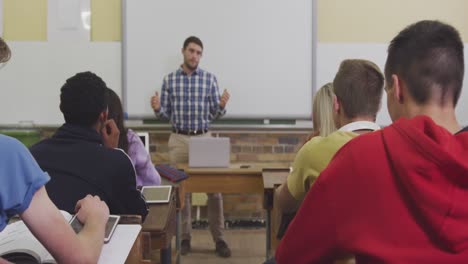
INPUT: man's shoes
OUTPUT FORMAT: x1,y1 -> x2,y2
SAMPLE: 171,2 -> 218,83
181,239 -> 191,255
215,240 -> 231,258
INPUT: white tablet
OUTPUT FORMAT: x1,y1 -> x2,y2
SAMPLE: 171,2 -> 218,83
141,185 -> 172,203
70,214 -> 120,243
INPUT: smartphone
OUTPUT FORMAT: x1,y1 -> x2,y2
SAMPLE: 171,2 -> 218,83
141,185 -> 172,203
69,215 -> 120,243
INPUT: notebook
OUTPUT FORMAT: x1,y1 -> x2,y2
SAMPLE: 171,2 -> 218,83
155,164 -> 188,182
189,137 -> 230,168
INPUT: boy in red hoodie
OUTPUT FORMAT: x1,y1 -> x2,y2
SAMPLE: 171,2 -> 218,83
276,20 -> 468,264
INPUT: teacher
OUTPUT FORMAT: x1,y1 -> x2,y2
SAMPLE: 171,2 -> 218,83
150,36 -> 231,258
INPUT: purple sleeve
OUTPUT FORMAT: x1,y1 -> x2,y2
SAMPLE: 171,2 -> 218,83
126,129 -> 161,186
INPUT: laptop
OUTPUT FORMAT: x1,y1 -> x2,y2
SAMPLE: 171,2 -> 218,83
189,137 -> 230,168
136,132 -> 150,154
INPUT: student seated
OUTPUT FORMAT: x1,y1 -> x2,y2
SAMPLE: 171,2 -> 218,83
276,59 -> 383,215
30,72 -> 148,220
0,37 -> 109,264
306,82 -> 337,141
106,88 -> 161,187
276,20 -> 468,263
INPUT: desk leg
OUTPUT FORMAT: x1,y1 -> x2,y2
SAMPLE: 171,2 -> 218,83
176,209 -> 181,264
161,244 -> 172,264
266,209 -> 271,260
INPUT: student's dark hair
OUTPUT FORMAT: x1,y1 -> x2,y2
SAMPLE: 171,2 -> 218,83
385,20 -> 464,106
0,37 -> 11,63
107,88 -> 129,153
333,59 -> 384,120
183,36 -> 203,50
60,71 -> 109,127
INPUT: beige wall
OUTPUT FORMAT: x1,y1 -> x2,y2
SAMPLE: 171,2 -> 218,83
3,0 -> 47,41
318,0 -> 468,42
3,0 -> 121,41
4,1 -> 467,42
91,0 -> 121,41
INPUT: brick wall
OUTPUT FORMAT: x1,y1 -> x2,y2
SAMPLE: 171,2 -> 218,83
149,130 -> 309,220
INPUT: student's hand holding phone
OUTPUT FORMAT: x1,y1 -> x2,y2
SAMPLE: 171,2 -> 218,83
220,89 -> 230,108
74,195 -> 109,227
151,92 -> 161,112
101,119 -> 120,148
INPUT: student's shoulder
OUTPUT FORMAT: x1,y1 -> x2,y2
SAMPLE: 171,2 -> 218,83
126,128 -> 138,140
102,147 -> 136,175
102,146 -> 130,160
0,134 -> 29,155
303,131 -> 357,150
334,129 -> 384,157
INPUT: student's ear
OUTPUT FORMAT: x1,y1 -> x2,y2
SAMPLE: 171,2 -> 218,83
391,74 -> 404,103
333,95 -> 340,114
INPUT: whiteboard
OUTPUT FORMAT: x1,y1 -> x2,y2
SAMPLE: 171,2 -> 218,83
0,42 -> 121,125
123,0 -> 314,119
317,42 -> 468,126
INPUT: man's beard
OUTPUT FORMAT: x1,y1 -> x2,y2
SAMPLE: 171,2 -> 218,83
184,61 -> 198,71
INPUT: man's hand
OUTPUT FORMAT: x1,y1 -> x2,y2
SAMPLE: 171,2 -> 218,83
75,195 -> 109,226
101,119 -> 120,148
220,89 -> 230,109
151,92 -> 161,112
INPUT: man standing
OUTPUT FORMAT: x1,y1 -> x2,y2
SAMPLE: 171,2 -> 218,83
151,36 -> 231,257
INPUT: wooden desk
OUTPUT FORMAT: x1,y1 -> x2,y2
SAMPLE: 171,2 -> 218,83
142,189 -> 177,264
178,163 -> 288,193
262,168 -> 290,259
178,163 -> 289,261
119,215 -> 151,264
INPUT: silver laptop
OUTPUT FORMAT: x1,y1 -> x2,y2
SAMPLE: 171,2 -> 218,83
189,137 -> 230,168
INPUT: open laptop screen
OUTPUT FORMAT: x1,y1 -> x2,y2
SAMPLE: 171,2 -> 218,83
136,132 -> 150,154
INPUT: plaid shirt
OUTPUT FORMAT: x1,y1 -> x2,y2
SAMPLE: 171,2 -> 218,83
155,67 -> 226,131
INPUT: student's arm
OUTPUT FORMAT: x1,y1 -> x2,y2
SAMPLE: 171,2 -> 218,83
275,183 -> 301,213
276,141 -> 319,214
20,187 -> 108,264
208,75 -> 227,120
116,154 -> 149,220
127,129 -> 161,186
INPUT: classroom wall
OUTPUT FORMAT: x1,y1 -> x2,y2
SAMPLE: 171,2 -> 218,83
317,0 -> 468,42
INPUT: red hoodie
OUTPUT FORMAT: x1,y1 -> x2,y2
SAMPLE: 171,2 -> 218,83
276,116 -> 468,264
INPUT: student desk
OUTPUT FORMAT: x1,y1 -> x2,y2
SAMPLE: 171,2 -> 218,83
142,188 -> 177,264
262,168 -> 290,259
119,215 -> 150,264
6,215 -> 146,264
177,163 -> 289,260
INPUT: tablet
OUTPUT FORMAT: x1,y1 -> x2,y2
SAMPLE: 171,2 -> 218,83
141,185 -> 172,203
69,214 -> 120,243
